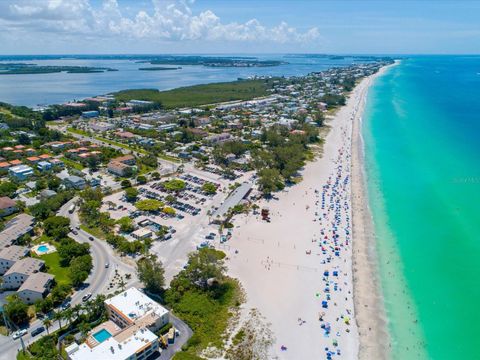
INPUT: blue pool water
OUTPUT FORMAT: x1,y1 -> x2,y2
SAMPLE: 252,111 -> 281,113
93,329 -> 112,343
37,245 -> 49,253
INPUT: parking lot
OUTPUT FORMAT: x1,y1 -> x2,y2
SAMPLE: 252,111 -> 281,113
101,171 -> 229,280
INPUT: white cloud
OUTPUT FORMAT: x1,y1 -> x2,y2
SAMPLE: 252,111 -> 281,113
0,0 -> 319,44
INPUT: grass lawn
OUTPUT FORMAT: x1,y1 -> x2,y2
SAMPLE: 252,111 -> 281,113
114,79 -> 272,109
67,127 -> 89,136
37,252 -> 71,286
80,224 -> 106,239
60,157 -> 85,170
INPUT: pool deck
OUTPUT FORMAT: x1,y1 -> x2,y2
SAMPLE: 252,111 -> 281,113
86,320 -> 122,348
32,243 -> 57,256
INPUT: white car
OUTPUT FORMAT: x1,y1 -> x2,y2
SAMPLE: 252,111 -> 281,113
12,329 -> 27,340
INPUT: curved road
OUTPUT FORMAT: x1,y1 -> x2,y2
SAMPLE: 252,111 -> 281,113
0,198 -> 138,359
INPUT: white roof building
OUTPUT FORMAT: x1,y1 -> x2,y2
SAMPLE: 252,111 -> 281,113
67,288 -> 169,360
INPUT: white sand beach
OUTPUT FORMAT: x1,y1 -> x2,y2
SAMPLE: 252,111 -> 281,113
224,68 -> 390,359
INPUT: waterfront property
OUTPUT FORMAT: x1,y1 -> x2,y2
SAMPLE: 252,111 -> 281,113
67,287 -> 169,360
211,182 -> 252,223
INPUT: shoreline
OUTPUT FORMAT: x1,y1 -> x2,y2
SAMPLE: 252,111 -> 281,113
224,66 -> 391,359
351,61 -> 399,359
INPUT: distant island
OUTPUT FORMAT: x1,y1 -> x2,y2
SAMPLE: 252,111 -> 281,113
0,63 -> 118,75
138,66 -> 182,71
139,56 -> 285,68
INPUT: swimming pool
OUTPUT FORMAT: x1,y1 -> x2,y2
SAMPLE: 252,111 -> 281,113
92,329 -> 112,343
37,245 -> 49,253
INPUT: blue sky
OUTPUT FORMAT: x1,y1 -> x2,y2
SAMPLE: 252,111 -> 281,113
0,0 -> 479,54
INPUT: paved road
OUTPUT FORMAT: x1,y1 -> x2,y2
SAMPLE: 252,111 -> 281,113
55,126 -> 180,175
159,314 -> 193,359
0,198 -> 138,359
58,198 -> 138,305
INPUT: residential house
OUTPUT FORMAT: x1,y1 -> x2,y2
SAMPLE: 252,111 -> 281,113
0,245 -> 29,275
2,257 -> 45,290
37,161 -> 52,172
81,110 -> 99,118
0,214 -> 35,248
107,161 -> 131,177
17,272 -> 54,304
8,165 -> 33,180
0,197 -> 18,217
64,175 -> 86,190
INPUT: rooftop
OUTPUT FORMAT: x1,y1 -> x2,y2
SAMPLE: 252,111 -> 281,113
5,257 -> 44,276
0,245 -> 28,261
18,272 -> 53,293
0,196 -> 16,210
69,326 -> 157,360
105,287 -> 168,323
212,182 -> 252,220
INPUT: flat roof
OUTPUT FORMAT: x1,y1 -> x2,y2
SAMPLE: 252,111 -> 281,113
105,287 -> 168,321
18,272 -> 53,293
0,245 -> 28,261
70,327 -> 157,360
212,182 -> 252,219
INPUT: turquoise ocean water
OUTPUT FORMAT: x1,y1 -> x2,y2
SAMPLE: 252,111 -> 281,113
363,56 -> 480,359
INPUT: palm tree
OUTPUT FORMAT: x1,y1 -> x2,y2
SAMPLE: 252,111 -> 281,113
118,277 -> 127,291
72,304 -> 83,319
53,311 -> 63,329
63,308 -> 74,327
43,318 -> 52,335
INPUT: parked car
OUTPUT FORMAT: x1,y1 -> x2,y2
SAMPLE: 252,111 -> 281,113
12,329 -> 27,340
72,230 -> 78,235
31,327 -> 45,337
88,236 -> 94,241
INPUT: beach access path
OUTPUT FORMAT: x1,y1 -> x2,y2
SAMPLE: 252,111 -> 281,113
223,72 -> 382,359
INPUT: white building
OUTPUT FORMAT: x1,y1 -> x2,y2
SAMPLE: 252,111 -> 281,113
67,288 -> 169,360
8,165 -> 34,180
0,245 -> 28,275
17,272 -> 54,304
2,257 -> 44,290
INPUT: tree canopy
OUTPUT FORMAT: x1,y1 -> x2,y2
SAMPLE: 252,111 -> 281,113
135,199 -> 164,212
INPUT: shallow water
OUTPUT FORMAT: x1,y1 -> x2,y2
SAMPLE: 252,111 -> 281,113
0,54 -> 360,107
363,56 -> 480,359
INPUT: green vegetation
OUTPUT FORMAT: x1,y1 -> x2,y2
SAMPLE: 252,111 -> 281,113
163,179 -> 186,192
166,248 -> 243,357
252,125 -> 319,195
114,79 -> 272,109
0,181 -> 17,198
66,127 -> 89,136
124,187 -> 139,202
38,252 -> 71,286
136,255 -> 165,294
145,56 -> 282,67
29,190 -> 75,220
0,63 -> 117,75
117,216 -> 134,233
60,156 -> 85,170
5,294 -> 29,326
135,199 -> 164,211
201,182 -> 217,195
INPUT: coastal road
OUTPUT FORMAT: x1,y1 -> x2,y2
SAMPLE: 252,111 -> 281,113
0,199 -> 139,360
57,198 -> 138,304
